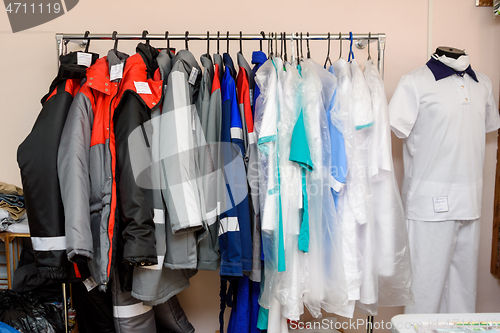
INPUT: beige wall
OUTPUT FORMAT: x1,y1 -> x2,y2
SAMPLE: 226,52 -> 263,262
0,0 -> 499,331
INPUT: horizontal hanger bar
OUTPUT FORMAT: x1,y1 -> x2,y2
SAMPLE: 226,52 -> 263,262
56,32 -> 385,41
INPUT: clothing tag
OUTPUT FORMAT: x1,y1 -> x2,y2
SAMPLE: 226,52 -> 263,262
249,89 -> 254,106
153,209 -> 165,224
433,196 -> 449,213
82,276 -> 98,292
134,81 -> 152,95
110,62 -> 124,81
188,67 -> 199,85
77,52 -> 92,68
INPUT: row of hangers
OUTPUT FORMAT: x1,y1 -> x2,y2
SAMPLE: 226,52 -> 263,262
77,30 -> 374,70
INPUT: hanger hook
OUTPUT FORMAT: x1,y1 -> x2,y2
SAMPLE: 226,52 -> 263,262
280,32 -> 284,60
348,31 -> 354,62
324,32 -> 332,68
367,32 -> 372,60
217,31 -> 220,54
226,31 -> 230,54
84,31 -> 90,53
260,31 -> 265,52
276,32 -> 279,57
306,32 -> 311,59
164,31 -> 170,51
295,32 -> 300,65
283,32 -> 287,62
185,31 -> 189,50
112,31 -> 118,52
142,30 -> 150,46
239,31 -> 242,54
338,32 -> 342,59
300,32 -> 304,59
206,31 -> 210,55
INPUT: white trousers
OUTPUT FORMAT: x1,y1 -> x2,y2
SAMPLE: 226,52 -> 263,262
404,219 -> 480,314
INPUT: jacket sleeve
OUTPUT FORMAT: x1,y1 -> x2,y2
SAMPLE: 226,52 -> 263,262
160,70 -> 205,235
114,93 -> 157,266
58,91 -> 94,263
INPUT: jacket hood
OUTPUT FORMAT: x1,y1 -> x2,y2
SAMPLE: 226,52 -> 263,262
42,51 -> 99,104
136,43 -> 160,80
171,49 -> 202,103
252,51 -> 267,66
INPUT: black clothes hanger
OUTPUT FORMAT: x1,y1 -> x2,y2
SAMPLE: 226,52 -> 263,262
367,32 -> 372,60
207,31 -> 210,55
283,32 -> 287,62
239,31 -> 243,54
435,46 -> 465,59
226,31 -> 230,54
260,31 -> 265,52
84,31 -> 90,53
275,32 -> 278,58
165,31 -> 170,52
185,31 -> 189,50
300,33 -> 304,59
269,32 -> 273,58
306,32 -> 311,59
338,32 -> 343,59
296,32 -> 300,65
324,32 -> 332,68
112,31 -> 118,52
217,31 -> 220,54
142,30 -> 150,46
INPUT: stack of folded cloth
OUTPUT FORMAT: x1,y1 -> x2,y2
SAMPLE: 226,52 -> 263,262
0,182 -> 28,233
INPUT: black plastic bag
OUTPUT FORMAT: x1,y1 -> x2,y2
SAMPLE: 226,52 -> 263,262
0,290 -> 65,333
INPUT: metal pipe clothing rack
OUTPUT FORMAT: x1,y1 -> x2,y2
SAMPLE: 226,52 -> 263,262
55,32 -> 387,78
54,31 -> 384,332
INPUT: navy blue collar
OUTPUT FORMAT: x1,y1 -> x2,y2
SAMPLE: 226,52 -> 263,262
426,57 -> 478,82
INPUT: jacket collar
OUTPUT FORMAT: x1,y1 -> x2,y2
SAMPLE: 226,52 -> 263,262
237,52 -> 254,90
223,53 -> 237,79
213,53 -> 223,81
252,51 -> 267,69
426,57 -> 478,82
157,50 -> 174,81
200,54 -> 214,85
86,50 -> 128,95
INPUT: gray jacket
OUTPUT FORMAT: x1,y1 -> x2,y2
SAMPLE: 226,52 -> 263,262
237,52 -> 262,282
130,48 -> 196,306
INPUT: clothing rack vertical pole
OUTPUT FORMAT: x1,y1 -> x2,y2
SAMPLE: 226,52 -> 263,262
378,35 -> 386,80
62,282 -> 68,333
367,315 -> 374,333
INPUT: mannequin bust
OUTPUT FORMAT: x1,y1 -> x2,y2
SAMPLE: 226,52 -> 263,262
435,46 -> 466,59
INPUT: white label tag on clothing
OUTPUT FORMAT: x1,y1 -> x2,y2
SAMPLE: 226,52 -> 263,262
153,209 -> 165,224
77,52 -> 92,68
110,62 -> 124,81
188,67 -> 199,85
433,196 -> 449,213
134,81 -> 152,95
83,276 -> 98,292
249,89 -> 254,106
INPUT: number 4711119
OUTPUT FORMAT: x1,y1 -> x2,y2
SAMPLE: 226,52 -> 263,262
5,3 -> 61,14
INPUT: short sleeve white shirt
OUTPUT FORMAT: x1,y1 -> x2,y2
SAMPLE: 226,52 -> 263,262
389,64 -> 500,221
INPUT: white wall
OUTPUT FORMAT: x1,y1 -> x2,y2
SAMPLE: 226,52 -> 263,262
0,0 -> 499,331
